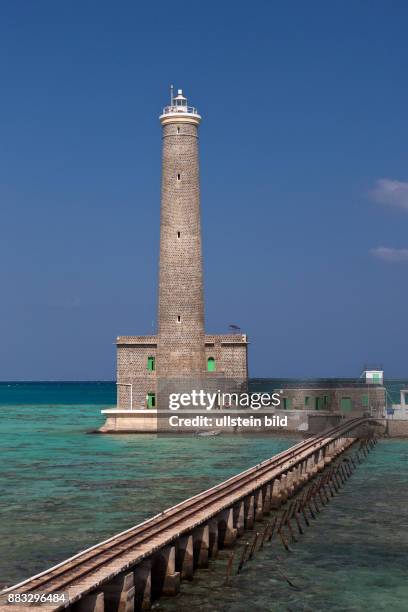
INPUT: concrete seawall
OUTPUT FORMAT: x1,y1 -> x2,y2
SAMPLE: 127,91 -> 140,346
376,419 -> 408,438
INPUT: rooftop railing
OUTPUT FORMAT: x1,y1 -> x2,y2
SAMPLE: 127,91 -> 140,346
162,105 -> 199,115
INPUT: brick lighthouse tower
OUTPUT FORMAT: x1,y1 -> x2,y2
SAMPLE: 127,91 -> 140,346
101,88 -> 248,431
157,89 -> 206,378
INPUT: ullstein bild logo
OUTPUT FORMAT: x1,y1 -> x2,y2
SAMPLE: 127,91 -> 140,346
167,413 -> 288,429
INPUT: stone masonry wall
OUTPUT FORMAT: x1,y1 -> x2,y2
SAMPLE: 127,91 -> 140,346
157,120 -> 205,376
277,386 -> 385,414
116,334 -> 248,409
116,337 -> 157,408
204,337 -> 248,383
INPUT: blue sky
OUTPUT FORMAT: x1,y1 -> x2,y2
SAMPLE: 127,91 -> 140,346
1,1 -> 408,379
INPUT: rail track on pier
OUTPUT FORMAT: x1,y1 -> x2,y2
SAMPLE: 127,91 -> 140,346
2,417 -> 370,610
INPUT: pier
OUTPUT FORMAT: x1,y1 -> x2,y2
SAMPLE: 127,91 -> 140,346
1,417 -> 379,611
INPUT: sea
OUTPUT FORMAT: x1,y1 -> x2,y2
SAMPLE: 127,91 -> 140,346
1,380 -> 407,611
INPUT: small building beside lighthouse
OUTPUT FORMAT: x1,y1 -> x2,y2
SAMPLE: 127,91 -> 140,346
100,89 -> 248,431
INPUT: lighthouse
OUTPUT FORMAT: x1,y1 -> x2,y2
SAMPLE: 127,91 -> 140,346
101,88 -> 248,431
157,89 -> 206,377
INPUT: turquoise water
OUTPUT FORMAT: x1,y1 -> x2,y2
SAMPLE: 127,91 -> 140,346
1,381 -> 407,611
157,440 -> 408,612
0,383 -> 296,587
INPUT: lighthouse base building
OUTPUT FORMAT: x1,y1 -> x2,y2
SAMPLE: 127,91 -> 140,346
100,89 -> 248,432
115,333 -> 248,410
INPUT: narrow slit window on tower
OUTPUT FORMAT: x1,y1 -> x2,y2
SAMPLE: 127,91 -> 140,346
177,173 -> 181,181
177,315 -> 181,322
177,231 -> 181,239
177,127 -> 180,134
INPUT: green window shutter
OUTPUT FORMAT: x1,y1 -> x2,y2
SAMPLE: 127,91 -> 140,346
340,397 -> 352,412
315,397 -> 321,410
324,395 -> 329,406
283,398 -> 291,410
147,392 -> 156,408
362,394 -> 369,407
147,356 -> 155,372
207,357 -> 216,372
305,396 -> 310,406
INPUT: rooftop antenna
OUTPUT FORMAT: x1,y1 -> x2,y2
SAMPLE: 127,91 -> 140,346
170,84 -> 174,106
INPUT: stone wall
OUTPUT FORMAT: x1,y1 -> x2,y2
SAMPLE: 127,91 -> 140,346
157,120 -> 206,376
115,334 -> 248,409
116,336 -> 157,408
204,335 -> 248,384
277,386 -> 385,415
100,410 -> 158,433
308,414 -> 343,435
383,419 -> 408,437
